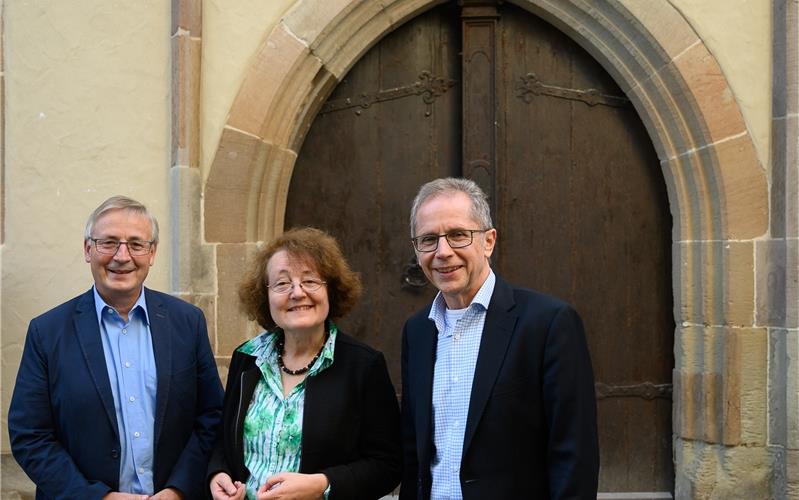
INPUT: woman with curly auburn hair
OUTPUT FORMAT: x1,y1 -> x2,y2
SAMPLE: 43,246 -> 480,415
208,227 -> 401,500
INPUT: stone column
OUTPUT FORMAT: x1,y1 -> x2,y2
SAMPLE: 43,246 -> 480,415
0,0 -> 4,246
766,0 -> 799,496
170,0 -> 218,358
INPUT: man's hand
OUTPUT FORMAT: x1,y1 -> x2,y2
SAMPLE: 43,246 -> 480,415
102,493 -> 148,500
149,487 -> 184,500
257,472 -> 328,499
210,472 -> 246,500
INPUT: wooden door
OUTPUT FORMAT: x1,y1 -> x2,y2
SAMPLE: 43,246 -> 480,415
286,1 -> 674,494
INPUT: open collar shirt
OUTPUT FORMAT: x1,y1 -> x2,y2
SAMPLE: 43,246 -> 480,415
236,323 -> 337,500
429,271 -> 496,500
93,286 -> 157,495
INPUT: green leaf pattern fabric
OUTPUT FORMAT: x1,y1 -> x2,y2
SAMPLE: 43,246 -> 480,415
236,324 -> 337,499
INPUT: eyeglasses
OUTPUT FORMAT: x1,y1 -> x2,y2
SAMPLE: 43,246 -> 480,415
411,229 -> 491,252
267,279 -> 327,294
90,238 -> 154,256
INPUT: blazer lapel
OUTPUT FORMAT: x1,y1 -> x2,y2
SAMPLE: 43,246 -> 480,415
238,367 -> 260,449
235,364 -> 260,477
147,288 -> 172,448
74,289 -> 119,439
414,319 -> 438,467
463,277 -> 518,455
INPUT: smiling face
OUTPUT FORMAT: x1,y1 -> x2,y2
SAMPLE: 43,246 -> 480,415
266,250 -> 330,337
414,191 -> 496,309
84,208 -> 156,314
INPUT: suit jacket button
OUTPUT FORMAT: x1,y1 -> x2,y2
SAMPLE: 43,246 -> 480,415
111,449 -> 119,459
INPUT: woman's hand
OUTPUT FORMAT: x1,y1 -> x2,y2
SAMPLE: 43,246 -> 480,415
210,472 -> 246,500
256,472 -> 328,500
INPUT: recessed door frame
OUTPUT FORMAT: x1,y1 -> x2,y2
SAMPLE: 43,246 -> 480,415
201,0 -> 770,493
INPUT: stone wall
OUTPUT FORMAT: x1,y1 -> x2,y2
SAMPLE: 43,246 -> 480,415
766,0 -> 799,497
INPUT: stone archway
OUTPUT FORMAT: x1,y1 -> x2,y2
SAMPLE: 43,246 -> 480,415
202,0 -> 770,494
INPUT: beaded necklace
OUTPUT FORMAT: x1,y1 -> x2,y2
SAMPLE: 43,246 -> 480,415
276,331 -> 329,375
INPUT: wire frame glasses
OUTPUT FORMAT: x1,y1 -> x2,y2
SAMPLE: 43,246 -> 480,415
411,229 -> 490,252
267,279 -> 327,294
90,238 -> 154,256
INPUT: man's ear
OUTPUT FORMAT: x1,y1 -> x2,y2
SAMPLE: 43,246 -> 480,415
148,243 -> 158,266
83,240 -> 92,263
483,228 -> 497,257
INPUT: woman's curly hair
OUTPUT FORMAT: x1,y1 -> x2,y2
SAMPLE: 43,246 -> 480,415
238,227 -> 363,330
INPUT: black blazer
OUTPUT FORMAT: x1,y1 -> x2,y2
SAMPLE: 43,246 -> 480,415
208,331 -> 402,499
400,276 -> 599,500
8,288 -> 224,500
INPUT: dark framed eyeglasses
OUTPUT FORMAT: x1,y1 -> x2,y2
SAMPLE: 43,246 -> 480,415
90,238 -> 154,256
411,229 -> 491,252
267,279 -> 327,294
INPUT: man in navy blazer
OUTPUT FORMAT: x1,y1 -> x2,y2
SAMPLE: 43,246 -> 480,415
9,195 -> 224,500
400,178 -> 599,499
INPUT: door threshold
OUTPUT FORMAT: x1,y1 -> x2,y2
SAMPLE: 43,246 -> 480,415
598,493 -> 673,500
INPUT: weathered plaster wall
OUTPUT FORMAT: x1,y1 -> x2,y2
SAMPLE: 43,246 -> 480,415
669,0 -> 771,167
1,1 -> 172,453
201,0 -> 296,181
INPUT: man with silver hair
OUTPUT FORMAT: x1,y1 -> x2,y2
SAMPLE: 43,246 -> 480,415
9,195 -> 224,500
401,178 -> 599,499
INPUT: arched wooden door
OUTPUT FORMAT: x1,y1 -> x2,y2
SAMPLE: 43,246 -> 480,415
286,1 -> 674,494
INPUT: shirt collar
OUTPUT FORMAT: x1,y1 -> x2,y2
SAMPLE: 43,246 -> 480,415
92,285 -> 150,326
238,321 -> 338,369
428,270 -> 496,326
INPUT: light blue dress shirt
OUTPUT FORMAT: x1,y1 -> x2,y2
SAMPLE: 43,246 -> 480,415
429,272 -> 496,500
93,287 -> 157,495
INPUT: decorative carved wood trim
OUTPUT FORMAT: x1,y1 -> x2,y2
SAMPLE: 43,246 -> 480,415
461,2 -> 499,218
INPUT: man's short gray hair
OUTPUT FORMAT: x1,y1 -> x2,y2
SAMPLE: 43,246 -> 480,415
409,177 -> 493,236
84,195 -> 160,244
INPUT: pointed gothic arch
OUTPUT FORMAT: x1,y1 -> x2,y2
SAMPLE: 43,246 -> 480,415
202,0 -> 770,492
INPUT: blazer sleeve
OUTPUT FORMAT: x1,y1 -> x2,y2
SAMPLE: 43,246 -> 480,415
207,350 -> 248,483
542,305 -> 600,499
8,319 -> 114,500
399,321 -> 419,500
162,309 -> 224,498
320,351 -> 402,500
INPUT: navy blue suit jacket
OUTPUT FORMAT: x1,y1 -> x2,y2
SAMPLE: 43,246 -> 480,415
9,287 -> 224,500
400,276 -> 599,500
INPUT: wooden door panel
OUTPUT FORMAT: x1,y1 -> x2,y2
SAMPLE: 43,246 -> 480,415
289,1 -> 673,493
285,3 -> 461,387
495,5 -> 673,491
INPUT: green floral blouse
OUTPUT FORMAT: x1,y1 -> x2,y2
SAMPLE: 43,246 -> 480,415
236,323 -> 337,499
